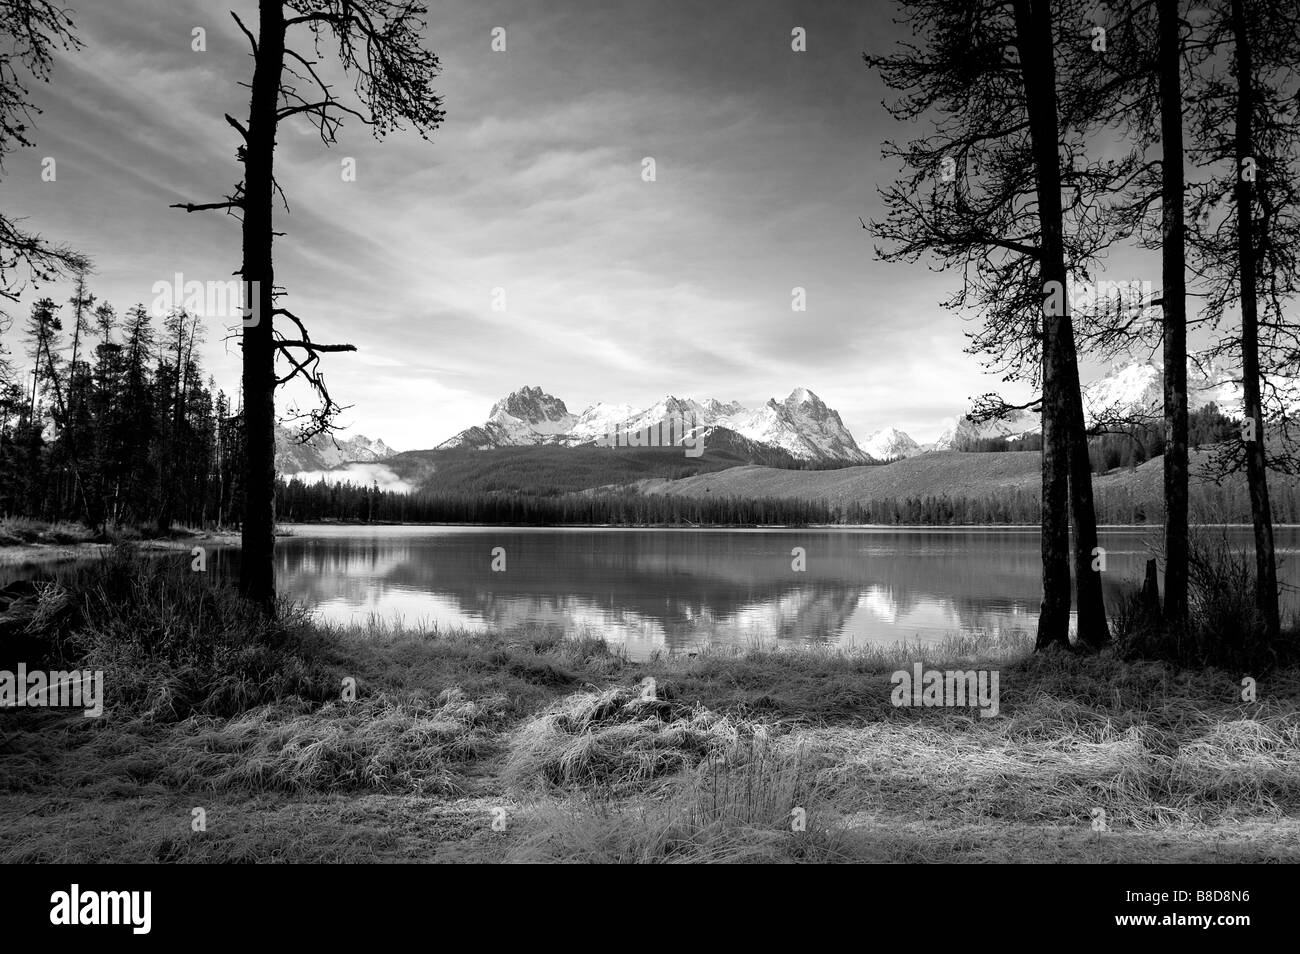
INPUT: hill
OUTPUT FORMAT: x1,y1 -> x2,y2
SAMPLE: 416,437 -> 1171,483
638,448 -> 1300,523
383,440 -> 816,497
638,450 -> 1042,506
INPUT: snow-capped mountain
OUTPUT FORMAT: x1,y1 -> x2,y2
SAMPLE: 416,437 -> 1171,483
438,386 -> 871,463
275,426 -> 396,473
1081,361 -> 1163,423
931,409 -> 1039,451
433,386 -> 578,449
929,360 -> 1271,450
616,396 -> 716,438
862,426 -> 922,460
487,385 -> 579,443
1082,360 -> 1246,422
431,360 -> 1282,468
723,389 -> 870,462
568,402 -> 637,442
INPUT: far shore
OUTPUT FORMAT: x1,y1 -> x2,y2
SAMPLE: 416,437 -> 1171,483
4,520 -> 1296,569
0,530 -> 238,568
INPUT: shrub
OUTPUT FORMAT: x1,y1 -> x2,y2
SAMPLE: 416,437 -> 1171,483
1113,530 -> 1298,669
17,549 -> 334,719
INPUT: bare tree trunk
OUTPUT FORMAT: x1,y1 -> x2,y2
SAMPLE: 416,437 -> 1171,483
1230,0 -> 1280,640
1159,0 -> 1189,632
238,0 -> 285,611
1014,0 -> 1072,650
1062,317 -> 1108,647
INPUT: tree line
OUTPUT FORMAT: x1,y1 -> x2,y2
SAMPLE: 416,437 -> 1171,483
277,473 -> 1300,528
0,281 -> 244,530
956,403 -> 1239,468
277,480 -> 836,527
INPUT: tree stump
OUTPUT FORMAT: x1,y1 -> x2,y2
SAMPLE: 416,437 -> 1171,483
1141,558 -> 1162,622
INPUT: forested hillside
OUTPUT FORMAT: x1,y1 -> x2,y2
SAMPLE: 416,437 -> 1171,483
381,440 -> 817,496
641,449 -> 1300,525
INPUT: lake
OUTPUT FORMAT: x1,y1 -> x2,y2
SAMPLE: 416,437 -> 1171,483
194,525 -> 1300,657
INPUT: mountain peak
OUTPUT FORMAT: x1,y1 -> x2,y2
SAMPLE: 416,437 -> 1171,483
862,426 -> 921,461
703,398 -> 745,416
489,386 -> 571,423
784,387 -> 821,407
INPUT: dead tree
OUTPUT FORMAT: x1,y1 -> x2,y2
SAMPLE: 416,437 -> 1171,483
174,0 -> 444,608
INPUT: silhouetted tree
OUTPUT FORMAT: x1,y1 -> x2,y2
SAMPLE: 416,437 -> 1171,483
174,0 -> 446,608
1186,0 -> 1300,641
867,0 -> 1119,649
0,0 -> 88,306
1067,0 -> 1197,630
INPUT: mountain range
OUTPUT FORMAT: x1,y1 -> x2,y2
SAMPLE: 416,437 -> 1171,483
277,360 -> 1267,476
436,385 -> 871,463
433,361 -> 1253,466
921,360 -> 1249,455
275,426 -> 396,474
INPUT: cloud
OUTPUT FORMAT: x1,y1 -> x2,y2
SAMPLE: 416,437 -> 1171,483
292,463 -> 415,493
5,0 -> 1152,454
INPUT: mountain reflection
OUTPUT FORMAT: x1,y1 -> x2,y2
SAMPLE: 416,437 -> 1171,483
242,526 -> 1211,657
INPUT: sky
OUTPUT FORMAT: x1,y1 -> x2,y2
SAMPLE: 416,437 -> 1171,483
0,0 -> 1158,450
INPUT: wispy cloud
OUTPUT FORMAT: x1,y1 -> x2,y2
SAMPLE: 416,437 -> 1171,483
8,0 -> 1134,448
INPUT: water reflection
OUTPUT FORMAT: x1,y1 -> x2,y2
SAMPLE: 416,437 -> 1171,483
7,525 -> 1296,659
242,526 -> 1296,658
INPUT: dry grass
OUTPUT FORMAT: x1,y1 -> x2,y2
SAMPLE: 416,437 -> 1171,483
489,654 -> 1300,863
502,684 -> 761,793
0,517 -> 99,548
1,690 -> 504,801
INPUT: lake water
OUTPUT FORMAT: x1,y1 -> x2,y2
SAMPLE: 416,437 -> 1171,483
204,525 -> 1300,657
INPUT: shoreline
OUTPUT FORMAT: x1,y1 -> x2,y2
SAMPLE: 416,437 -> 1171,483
0,531 -> 239,567
4,521 -> 1296,567
10,519 -> 1300,564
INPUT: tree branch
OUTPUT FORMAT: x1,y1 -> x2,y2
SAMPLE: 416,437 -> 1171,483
276,340 -> 357,353
170,199 -> 243,213
230,11 -> 257,55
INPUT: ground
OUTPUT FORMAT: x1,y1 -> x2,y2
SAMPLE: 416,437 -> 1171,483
3,612 -> 1297,863
0,521 -> 240,567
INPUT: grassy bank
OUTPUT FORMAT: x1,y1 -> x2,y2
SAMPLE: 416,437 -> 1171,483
0,517 -> 104,548
1,553 -> 1298,863
0,518 -> 241,568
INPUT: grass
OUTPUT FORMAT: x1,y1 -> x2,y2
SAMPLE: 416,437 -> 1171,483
0,517 -> 101,547
1111,528 -> 1300,669
0,552 -> 1298,862
0,518 -> 237,557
